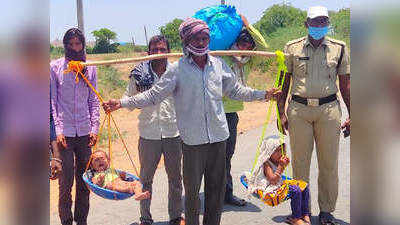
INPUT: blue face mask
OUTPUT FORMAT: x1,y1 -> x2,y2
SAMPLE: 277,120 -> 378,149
308,26 -> 328,40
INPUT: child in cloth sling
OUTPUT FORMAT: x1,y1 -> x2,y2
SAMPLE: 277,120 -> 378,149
245,136 -> 311,225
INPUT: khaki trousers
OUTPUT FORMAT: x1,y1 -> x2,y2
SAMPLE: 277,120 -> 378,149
287,100 -> 342,213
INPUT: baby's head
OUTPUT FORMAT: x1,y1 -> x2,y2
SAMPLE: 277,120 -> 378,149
269,143 -> 286,164
90,150 -> 110,172
260,135 -> 286,165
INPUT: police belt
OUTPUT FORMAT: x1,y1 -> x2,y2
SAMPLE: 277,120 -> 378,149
292,94 -> 337,107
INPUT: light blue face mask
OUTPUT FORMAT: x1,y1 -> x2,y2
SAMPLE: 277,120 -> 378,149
308,26 -> 329,40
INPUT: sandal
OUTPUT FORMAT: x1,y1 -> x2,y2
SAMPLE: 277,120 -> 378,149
285,216 -> 307,225
319,212 -> 339,225
302,215 -> 311,224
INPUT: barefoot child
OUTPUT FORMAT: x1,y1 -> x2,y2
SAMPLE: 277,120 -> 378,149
90,150 -> 150,201
246,136 -> 310,225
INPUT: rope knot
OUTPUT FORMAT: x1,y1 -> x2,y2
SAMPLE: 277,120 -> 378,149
64,60 -> 85,83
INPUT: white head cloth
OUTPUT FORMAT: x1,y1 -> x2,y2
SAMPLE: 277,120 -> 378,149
244,135 -> 283,198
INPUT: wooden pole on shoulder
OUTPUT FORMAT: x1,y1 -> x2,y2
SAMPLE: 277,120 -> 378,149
82,50 -> 286,66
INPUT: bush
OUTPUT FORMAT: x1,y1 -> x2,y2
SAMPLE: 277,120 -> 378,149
97,66 -> 127,99
265,25 -> 307,51
118,44 -> 147,54
97,125 -> 119,146
50,45 -> 64,59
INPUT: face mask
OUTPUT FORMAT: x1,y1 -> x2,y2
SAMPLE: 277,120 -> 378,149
186,43 -> 209,56
308,26 -> 328,40
231,44 -> 250,64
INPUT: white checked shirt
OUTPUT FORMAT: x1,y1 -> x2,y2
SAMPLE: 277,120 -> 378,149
121,61 -> 179,140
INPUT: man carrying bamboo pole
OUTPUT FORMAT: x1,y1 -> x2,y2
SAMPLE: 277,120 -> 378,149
103,18 -> 281,225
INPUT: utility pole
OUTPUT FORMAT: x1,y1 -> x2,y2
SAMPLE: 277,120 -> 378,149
76,0 -> 84,33
132,36 -> 135,46
221,0 -> 226,4
144,25 -> 148,46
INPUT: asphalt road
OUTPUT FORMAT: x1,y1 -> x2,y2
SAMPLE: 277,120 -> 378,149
50,103 -> 350,225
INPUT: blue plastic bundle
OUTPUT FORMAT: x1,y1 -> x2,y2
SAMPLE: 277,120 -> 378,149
194,5 -> 243,50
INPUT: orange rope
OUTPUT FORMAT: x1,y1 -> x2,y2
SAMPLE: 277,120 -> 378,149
65,61 -> 139,177
64,61 -> 105,104
84,116 -> 107,173
92,116 -> 107,152
107,113 -> 112,169
110,113 -> 139,176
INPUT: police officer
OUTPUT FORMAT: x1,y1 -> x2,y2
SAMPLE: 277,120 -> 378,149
277,6 -> 350,225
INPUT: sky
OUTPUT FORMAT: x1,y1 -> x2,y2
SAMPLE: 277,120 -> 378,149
50,0 -> 350,45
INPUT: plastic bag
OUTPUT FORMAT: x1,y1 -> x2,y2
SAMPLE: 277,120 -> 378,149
194,5 -> 243,50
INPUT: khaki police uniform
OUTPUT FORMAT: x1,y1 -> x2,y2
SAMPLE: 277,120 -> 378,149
284,36 -> 350,212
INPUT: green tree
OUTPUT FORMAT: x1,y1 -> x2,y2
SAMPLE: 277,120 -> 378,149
50,44 -> 65,59
265,25 -> 307,51
254,4 -> 306,37
160,18 -> 183,50
91,28 -> 120,53
329,8 -> 350,45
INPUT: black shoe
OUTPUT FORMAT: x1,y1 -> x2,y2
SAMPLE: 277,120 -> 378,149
75,219 -> 87,225
169,216 -> 185,225
140,222 -> 152,225
224,196 -> 246,206
61,219 -> 73,225
319,212 -> 339,225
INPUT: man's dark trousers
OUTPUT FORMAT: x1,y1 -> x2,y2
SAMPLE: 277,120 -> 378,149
183,141 -> 226,225
58,135 -> 91,225
224,112 -> 239,201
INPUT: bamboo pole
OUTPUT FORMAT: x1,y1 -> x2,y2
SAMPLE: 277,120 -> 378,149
82,50 -> 288,66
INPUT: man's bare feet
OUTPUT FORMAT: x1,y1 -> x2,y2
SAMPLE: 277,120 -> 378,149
302,215 -> 311,224
134,191 -> 150,200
